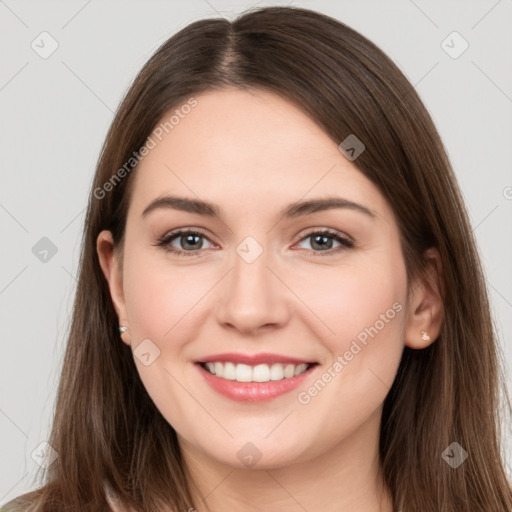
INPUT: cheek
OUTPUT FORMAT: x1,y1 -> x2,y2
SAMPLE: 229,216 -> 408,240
293,252 -> 406,412
296,249 -> 407,410
292,253 -> 406,351
122,251 -> 209,348
121,252 -> 207,426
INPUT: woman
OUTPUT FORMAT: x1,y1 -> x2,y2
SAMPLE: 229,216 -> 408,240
3,5 -> 511,512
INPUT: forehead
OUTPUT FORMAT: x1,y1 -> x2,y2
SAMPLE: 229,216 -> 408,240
128,87 -> 388,221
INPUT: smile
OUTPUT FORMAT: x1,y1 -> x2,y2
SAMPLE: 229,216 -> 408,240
194,353 -> 319,402
200,361 -> 312,382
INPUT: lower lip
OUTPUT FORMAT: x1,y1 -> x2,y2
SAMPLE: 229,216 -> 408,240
195,363 -> 317,402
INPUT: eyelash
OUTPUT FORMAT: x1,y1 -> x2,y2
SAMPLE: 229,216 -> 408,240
154,228 -> 354,258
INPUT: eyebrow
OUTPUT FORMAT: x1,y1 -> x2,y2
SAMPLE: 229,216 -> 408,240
141,195 -> 376,220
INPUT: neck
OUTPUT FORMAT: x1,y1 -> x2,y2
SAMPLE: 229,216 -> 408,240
180,407 -> 393,512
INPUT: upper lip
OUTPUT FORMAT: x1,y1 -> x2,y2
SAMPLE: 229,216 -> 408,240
195,352 -> 316,366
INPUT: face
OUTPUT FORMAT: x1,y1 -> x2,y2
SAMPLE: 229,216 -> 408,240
98,87 -> 414,470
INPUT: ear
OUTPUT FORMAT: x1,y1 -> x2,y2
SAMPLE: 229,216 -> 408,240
404,247 -> 444,349
96,230 -> 131,346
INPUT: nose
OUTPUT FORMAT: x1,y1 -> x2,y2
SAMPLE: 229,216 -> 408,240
215,243 -> 291,335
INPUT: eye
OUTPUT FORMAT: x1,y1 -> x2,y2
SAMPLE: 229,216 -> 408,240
294,228 -> 354,257
155,228 -> 215,257
154,227 -> 354,258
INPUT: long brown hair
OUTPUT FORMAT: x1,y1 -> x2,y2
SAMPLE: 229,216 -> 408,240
4,6 -> 511,512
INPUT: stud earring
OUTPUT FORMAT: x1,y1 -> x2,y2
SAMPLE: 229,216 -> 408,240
421,329 -> 431,341
119,325 -> 127,334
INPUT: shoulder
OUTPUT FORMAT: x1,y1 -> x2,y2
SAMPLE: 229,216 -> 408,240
0,497 -> 25,512
0,488 -> 44,512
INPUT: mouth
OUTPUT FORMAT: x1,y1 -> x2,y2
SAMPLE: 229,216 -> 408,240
194,354 -> 319,402
197,361 -> 317,382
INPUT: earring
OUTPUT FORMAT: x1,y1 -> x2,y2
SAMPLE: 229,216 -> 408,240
421,329 -> 431,341
119,325 -> 127,334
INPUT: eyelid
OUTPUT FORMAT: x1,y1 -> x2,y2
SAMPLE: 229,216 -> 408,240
155,227 -> 216,251
292,227 -> 354,257
294,226 -> 354,246
155,226 -> 354,257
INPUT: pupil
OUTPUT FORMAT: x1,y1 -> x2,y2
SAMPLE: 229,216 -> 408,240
313,235 -> 332,250
184,234 -> 201,250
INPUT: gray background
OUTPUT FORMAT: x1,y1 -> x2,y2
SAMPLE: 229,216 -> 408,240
1,0 -> 511,504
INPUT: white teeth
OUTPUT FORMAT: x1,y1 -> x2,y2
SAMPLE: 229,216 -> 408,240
284,364 -> 295,378
253,364 -> 270,382
223,362 -> 236,380
235,363 -> 253,382
203,362 -> 310,382
294,364 -> 305,376
270,363 -> 284,380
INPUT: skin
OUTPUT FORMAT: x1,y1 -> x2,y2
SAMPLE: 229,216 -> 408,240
97,87 -> 444,512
